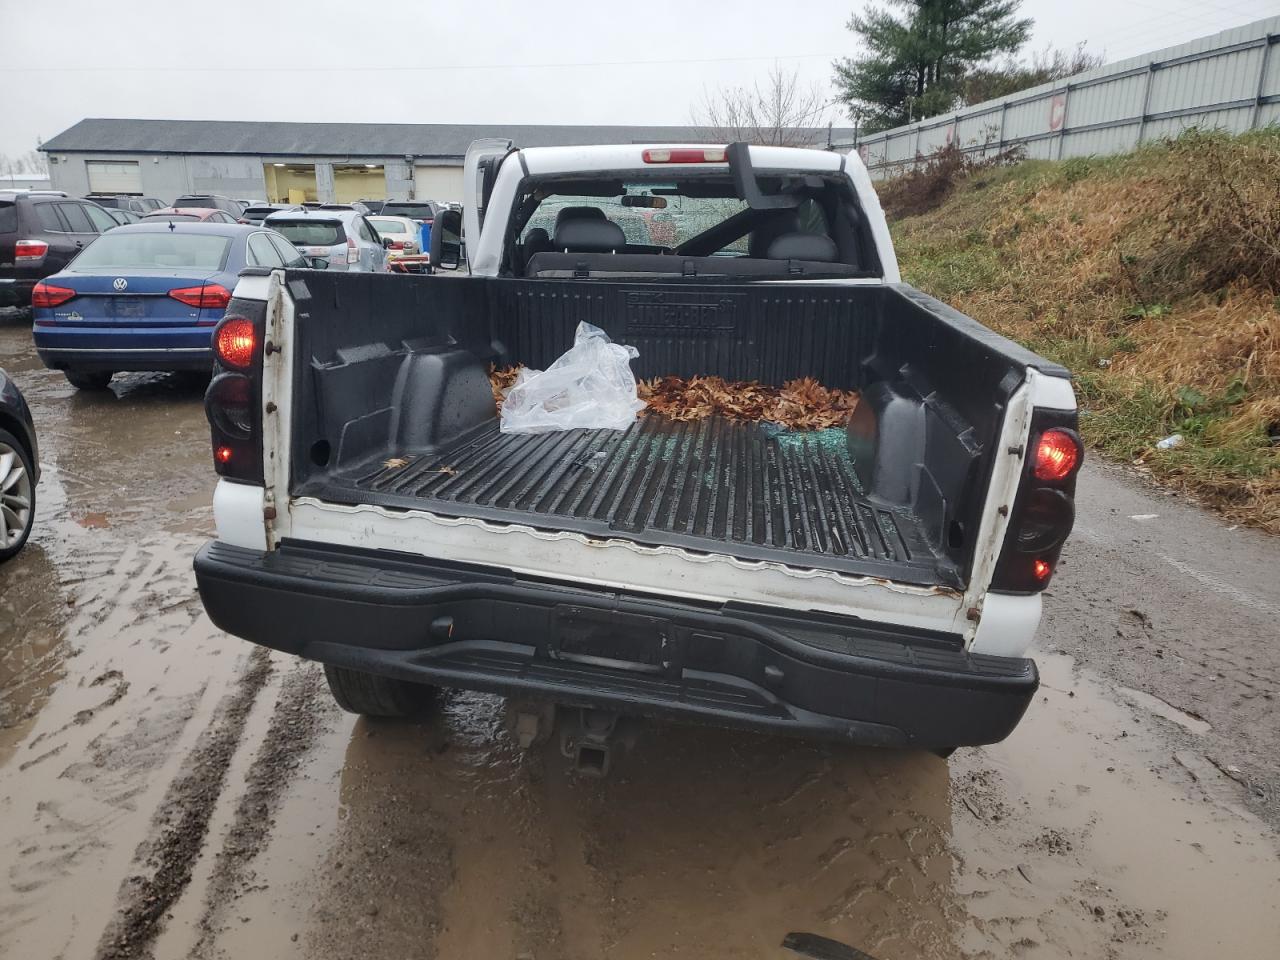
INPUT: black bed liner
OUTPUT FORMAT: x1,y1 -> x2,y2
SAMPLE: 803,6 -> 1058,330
310,413 -> 960,588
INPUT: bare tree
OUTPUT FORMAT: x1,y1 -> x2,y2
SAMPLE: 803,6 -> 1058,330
693,64 -> 836,147
0,149 -> 49,177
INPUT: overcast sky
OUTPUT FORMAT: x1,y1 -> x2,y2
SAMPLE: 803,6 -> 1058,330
0,0 -> 1274,157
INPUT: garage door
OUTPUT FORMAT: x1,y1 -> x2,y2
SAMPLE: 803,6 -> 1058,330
86,160 -> 142,195
413,165 -> 464,204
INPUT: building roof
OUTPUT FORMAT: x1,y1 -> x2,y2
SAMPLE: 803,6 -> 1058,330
41,118 -> 856,160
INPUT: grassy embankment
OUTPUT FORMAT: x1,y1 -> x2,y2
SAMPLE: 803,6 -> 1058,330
881,129 -> 1280,532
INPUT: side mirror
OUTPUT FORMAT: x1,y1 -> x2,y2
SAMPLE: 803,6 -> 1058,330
307,256 -> 330,270
381,236 -> 394,249
429,208 -> 463,271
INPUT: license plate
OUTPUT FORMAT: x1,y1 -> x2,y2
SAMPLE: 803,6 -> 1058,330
551,606 -> 675,673
109,297 -> 146,318
305,246 -> 329,256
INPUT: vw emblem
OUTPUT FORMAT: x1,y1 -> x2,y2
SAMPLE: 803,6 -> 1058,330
113,277 -> 128,291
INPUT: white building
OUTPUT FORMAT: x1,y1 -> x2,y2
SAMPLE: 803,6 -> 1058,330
39,118 -> 853,205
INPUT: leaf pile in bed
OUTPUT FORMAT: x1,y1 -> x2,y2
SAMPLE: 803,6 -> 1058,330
488,365 -> 858,430
639,375 -> 859,430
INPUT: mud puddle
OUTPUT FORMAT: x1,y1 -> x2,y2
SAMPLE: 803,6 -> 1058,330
146,652 -> 1279,960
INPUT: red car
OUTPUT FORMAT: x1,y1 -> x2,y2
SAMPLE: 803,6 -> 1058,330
141,207 -> 240,224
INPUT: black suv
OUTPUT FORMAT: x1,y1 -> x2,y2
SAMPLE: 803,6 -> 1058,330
86,194 -> 164,215
172,195 -> 244,215
0,192 -> 117,312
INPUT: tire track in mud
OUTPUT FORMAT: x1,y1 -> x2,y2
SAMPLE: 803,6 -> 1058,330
94,648 -> 272,960
188,663 -> 332,959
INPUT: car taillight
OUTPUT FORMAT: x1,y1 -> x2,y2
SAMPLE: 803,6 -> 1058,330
206,304 -> 266,483
1034,428 -> 1082,481
214,316 -> 256,369
991,408 -> 1082,592
642,147 -> 727,163
170,284 -> 232,309
346,236 -> 359,264
388,240 -> 405,250
15,240 -> 49,262
31,281 -> 77,307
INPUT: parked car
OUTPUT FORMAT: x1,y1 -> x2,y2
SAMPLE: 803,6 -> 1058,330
359,199 -> 386,214
30,221 -> 309,390
263,208 -> 386,273
239,203 -> 302,226
0,366 -> 38,564
194,140 -> 1081,758
105,208 -> 142,227
172,195 -> 244,215
1,191 -> 118,312
368,215 -> 427,274
234,199 -> 262,210
367,215 -> 421,255
86,195 -> 164,215
142,207 -> 240,224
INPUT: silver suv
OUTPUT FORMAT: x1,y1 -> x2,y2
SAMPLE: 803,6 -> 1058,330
262,208 -> 387,272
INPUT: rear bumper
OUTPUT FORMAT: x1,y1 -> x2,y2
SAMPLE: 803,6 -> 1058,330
33,324 -> 213,372
194,540 -> 1038,748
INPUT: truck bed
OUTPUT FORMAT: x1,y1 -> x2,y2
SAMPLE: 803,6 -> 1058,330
314,413 -> 960,588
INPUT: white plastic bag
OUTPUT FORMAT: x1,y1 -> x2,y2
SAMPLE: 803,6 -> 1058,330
499,322 -> 646,434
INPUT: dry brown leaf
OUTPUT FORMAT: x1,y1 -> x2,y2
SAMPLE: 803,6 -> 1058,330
382,457 -> 410,470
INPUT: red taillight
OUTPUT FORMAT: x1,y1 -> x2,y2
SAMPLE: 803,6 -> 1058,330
169,284 -> 233,310
215,445 -> 234,464
642,147 -> 727,164
1034,429 -> 1081,482
1032,558 -> 1053,581
346,235 -> 359,264
31,281 -> 77,307
214,317 -> 256,369
387,240 -> 405,250
15,239 -> 49,262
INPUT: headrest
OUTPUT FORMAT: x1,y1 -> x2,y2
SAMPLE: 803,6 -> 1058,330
766,233 -> 839,263
748,210 -> 801,258
554,218 -> 626,253
554,206 -> 607,229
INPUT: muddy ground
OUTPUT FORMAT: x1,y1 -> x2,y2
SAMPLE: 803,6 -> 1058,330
1,310 -> 1277,960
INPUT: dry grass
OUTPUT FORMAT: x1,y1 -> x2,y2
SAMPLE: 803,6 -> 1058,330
887,128 -> 1280,532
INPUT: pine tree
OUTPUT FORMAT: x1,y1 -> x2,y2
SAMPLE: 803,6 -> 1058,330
834,0 -> 1033,133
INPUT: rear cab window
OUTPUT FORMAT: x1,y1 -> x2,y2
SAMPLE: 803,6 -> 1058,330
268,220 -> 345,246
67,233 -> 232,270
507,169 -> 878,278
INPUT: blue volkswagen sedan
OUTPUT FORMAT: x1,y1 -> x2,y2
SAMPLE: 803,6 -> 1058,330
31,222 -> 308,390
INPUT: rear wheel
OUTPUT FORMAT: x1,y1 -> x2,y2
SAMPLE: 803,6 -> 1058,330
0,429 -> 36,565
323,664 -> 435,718
65,370 -> 113,391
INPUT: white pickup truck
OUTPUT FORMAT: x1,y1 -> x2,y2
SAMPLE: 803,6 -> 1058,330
194,139 -> 1080,756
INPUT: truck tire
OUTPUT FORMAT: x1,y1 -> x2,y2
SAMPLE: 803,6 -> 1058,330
65,370 -> 113,391
323,664 -> 434,718
0,428 -> 36,565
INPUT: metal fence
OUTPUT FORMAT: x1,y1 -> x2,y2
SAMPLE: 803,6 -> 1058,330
846,16 -> 1280,179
